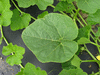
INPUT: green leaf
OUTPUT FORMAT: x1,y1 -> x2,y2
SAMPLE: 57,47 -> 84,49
16,68 -> 24,75
95,27 -> 100,37
16,0 -> 54,10
37,11 -> 48,19
16,62 -> 47,75
61,60 -> 77,70
77,37 -> 90,44
62,55 -> 81,70
71,55 -> 81,68
77,0 -> 100,14
86,9 -> 100,25
22,13 -> 78,63
0,0 -> 13,26
54,1 -> 75,13
2,43 -> 25,66
10,9 -> 31,31
75,25 -> 91,41
59,69 -> 87,75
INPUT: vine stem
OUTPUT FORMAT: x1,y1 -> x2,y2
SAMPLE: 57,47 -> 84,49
81,60 -> 98,62
1,25 -> 9,45
1,25 -> 24,69
11,0 -> 36,20
84,44 -> 97,60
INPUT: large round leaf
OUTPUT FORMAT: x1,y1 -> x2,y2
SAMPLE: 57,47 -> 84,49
22,13 -> 78,63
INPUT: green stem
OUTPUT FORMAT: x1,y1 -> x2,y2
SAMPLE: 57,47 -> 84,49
95,39 -> 100,53
74,9 -> 80,20
11,0 -> 23,13
84,44 -> 97,60
49,4 -> 55,8
1,25 -> 9,45
78,13 -> 87,25
90,42 -> 100,48
11,0 -> 36,20
81,60 -> 98,62
1,25 -> 24,69
19,64 -> 24,68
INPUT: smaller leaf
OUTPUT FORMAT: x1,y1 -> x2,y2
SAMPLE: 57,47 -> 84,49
75,25 -> 91,41
77,37 -> 90,44
77,0 -> 100,14
10,9 -> 31,31
0,0 -> 13,26
59,69 -> 87,75
54,1 -> 75,13
71,55 -> 81,68
37,11 -> 48,19
87,9 -> 100,25
61,59 -> 77,70
16,68 -> 24,75
95,27 -> 100,37
2,43 -> 25,66
16,62 -> 47,75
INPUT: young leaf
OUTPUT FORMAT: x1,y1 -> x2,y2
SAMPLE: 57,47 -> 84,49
22,13 -> 78,63
16,68 -> 24,75
54,1 -> 75,13
86,9 -> 100,25
16,63 -> 47,75
37,11 -> 48,19
77,0 -> 100,14
62,55 -> 81,70
75,25 -> 91,41
10,9 -> 31,31
0,0 -> 13,26
2,43 -> 25,66
59,69 -> 87,75
61,60 -> 77,70
71,55 -> 81,68
95,27 -> 100,37
77,37 -> 90,44
16,0 -> 54,10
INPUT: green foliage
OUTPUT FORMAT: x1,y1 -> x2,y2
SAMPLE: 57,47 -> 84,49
0,0 -> 13,26
2,43 -> 25,66
16,0 -> 54,10
22,13 -> 78,63
59,69 -> 87,75
62,55 -> 81,70
75,25 -> 91,41
61,60 -> 77,70
16,63 -> 47,75
87,9 -> 100,25
37,11 -> 48,19
95,27 -> 100,37
54,1 -> 75,13
77,37 -> 90,44
10,9 -> 31,31
71,55 -> 81,68
1,0 -> 100,75
77,0 -> 100,14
